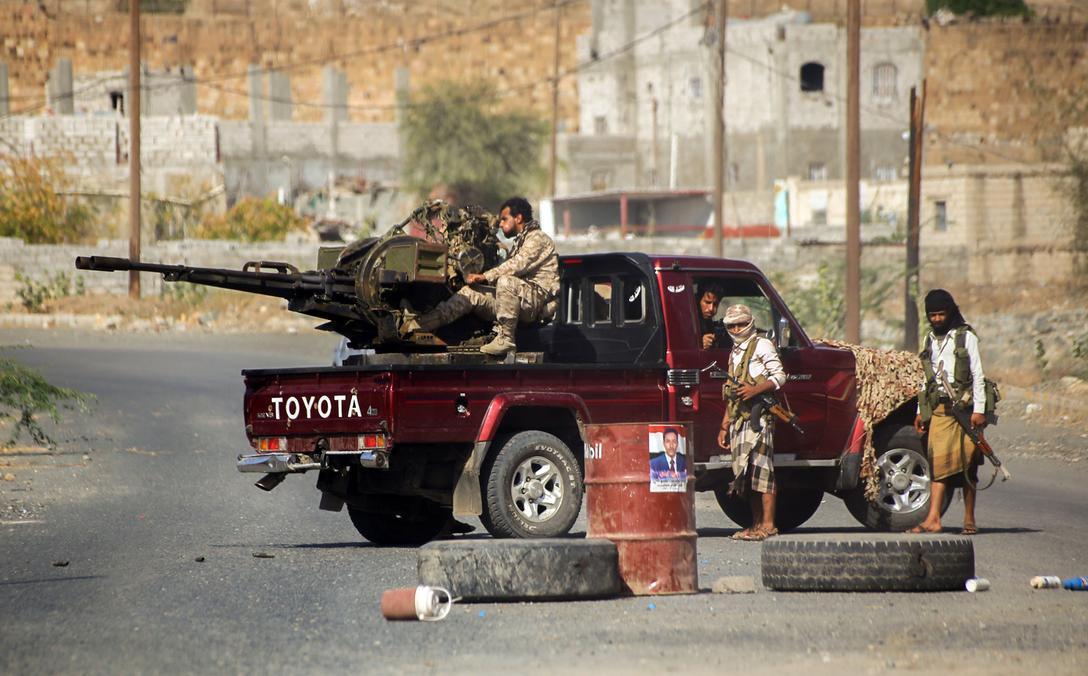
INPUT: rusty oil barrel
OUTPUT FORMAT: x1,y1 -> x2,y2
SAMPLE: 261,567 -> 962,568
584,422 -> 697,595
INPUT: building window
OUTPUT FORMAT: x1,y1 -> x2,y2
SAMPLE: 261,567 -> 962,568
689,77 -> 702,100
109,91 -> 124,114
872,62 -> 898,100
590,168 -> 612,191
593,115 -> 608,135
800,62 -> 824,92
808,162 -> 828,181
935,200 -> 948,232
873,165 -> 897,181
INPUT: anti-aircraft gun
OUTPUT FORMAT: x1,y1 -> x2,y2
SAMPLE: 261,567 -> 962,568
74,201 -> 502,350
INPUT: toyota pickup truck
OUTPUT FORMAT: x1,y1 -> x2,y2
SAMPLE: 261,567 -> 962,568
237,253 -> 936,545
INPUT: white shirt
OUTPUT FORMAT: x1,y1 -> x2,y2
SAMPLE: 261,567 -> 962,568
729,336 -> 787,390
921,327 -> 986,415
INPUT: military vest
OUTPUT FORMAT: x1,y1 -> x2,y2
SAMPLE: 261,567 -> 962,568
918,326 -> 1000,423
724,337 -> 769,421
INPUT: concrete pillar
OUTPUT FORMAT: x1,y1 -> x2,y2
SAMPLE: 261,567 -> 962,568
179,65 -> 197,115
248,64 -> 265,122
323,66 -> 347,166
48,59 -> 74,114
0,63 -> 8,116
323,66 -> 347,124
268,70 -> 292,121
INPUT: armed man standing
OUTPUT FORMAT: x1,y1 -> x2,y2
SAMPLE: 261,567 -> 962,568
715,304 -> 787,541
400,196 -> 560,357
910,289 -> 989,535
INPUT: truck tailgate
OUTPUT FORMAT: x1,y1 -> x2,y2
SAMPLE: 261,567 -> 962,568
243,367 -> 391,440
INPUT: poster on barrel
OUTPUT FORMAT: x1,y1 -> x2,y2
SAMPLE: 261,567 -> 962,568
648,424 -> 688,493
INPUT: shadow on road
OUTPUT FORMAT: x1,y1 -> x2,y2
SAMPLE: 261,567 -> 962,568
0,575 -> 105,586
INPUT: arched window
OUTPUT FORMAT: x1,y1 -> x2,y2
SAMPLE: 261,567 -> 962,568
800,62 -> 824,92
872,62 -> 898,100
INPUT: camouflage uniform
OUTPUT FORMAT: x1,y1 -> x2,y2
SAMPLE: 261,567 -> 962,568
415,221 -> 560,342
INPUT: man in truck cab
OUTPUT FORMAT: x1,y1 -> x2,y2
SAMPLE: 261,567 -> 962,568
716,303 -> 787,541
697,284 -> 726,350
400,196 -> 560,357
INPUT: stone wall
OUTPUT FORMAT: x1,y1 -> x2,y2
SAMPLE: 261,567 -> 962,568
923,20 -> 1088,166
0,1 -> 590,126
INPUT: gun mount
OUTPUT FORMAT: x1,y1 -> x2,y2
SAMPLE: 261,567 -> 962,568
74,201 -> 502,350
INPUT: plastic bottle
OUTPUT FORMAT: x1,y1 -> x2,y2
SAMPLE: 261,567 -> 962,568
1062,576 -> 1088,591
1030,576 -> 1062,589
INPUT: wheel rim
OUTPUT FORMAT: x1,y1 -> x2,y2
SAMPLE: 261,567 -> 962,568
875,447 -> 931,514
510,454 -> 564,523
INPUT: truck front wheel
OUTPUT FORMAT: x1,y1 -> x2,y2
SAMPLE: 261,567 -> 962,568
843,425 -> 952,531
480,431 -> 583,539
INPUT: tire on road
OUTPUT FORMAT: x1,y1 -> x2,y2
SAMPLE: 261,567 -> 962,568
713,487 -> 824,532
843,424 -> 952,531
761,534 -> 975,591
480,430 -> 583,539
347,499 -> 451,546
418,538 -> 621,601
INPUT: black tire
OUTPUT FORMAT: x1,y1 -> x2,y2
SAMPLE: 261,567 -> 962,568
713,487 -> 824,532
480,431 -> 583,539
418,539 -> 621,601
762,534 -> 975,591
843,424 -> 953,531
347,499 -> 451,546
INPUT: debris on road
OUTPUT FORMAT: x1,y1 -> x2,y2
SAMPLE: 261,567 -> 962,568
712,576 -> 757,594
1031,575 -> 1062,588
965,577 -> 990,592
252,552 -> 275,559
52,560 -> 69,567
380,585 -> 454,622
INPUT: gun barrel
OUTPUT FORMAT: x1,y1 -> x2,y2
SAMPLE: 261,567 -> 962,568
74,256 -> 355,302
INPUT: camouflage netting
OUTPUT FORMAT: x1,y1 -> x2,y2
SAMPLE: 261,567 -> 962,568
817,340 -> 924,501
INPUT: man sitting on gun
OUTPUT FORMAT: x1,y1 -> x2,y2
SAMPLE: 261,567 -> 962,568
400,196 -> 560,357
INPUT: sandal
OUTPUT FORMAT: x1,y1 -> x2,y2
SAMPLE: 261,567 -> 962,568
962,524 -> 978,535
906,525 -> 942,534
731,529 -> 754,541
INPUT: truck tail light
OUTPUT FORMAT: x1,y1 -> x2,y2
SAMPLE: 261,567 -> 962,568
358,433 -> 387,450
258,437 -> 288,451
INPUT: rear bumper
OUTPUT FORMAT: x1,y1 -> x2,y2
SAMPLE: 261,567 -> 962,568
237,453 -> 321,473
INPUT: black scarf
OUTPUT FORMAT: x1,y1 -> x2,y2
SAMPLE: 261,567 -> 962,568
924,288 -> 965,336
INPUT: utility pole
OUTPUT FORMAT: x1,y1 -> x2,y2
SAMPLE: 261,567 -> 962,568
712,0 -> 727,258
128,0 -> 141,299
904,80 -> 927,351
548,0 -> 562,197
844,0 -> 861,343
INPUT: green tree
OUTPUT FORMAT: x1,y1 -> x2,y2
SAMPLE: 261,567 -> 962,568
401,81 -> 548,208
194,196 -> 307,242
925,0 -> 1031,17
0,154 -> 96,244
0,357 -> 91,448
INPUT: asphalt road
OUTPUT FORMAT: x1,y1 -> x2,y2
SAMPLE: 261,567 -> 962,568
1,329 -> 1086,675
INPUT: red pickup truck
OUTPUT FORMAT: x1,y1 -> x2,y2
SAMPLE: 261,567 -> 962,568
238,253 -> 936,544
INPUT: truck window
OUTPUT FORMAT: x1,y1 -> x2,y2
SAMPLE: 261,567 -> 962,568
622,277 -> 646,323
695,276 -> 790,346
565,280 -> 583,324
592,279 -> 612,324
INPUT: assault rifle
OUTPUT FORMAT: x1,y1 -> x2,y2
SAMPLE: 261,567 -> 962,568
935,364 -> 1011,482
720,371 -> 805,436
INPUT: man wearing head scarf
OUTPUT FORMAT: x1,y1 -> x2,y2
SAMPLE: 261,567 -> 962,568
910,288 -> 987,535
716,304 -> 787,541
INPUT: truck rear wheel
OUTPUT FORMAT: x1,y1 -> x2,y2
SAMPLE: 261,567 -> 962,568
480,431 -> 583,539
843,425 -> 952,531
347,499 -> 451,546
713,487 -> 824,532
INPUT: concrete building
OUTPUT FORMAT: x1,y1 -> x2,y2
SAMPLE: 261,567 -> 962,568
567,2 -> 923,194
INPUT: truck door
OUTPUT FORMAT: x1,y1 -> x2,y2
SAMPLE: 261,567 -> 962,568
690,275 -> 827,461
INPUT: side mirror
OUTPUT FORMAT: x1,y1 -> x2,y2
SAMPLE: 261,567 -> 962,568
777,316 -> 792,350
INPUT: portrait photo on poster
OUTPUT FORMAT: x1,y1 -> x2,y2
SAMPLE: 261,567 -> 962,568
648,424 -> 687,493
